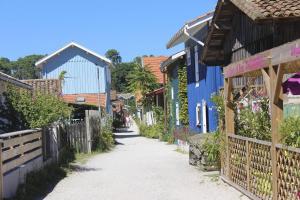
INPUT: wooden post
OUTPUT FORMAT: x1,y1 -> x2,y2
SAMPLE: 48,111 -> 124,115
0,141 -> 3,200
85,110 -> 92,154
246,140 -> 250,191
224,77 -> 234,178
269,65 -> 283,200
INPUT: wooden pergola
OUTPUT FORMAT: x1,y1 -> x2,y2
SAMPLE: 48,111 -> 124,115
223,38 -> 300,200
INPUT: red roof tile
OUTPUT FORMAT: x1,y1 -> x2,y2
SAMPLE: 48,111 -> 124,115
231,0 -> 300,20
142,56 -> 168,84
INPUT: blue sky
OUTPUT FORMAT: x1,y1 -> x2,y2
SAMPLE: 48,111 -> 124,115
0,0 -> 217,62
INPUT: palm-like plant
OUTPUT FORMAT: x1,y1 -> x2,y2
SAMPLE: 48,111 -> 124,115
127,62 -> 159,103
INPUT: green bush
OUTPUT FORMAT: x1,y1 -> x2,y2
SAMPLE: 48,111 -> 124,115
201,131 -> 221,167
137,121 -> 163,139
280,116 -> 300,148
4,86 -> 72,129
235,98 -> 271,141
93,118 -> 114,152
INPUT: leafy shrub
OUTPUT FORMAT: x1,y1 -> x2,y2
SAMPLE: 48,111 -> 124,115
94,118 -> 114,152
211,94 -> 225,129
161,132 -> 175,144
4,86 -> 72,129
201,131 -> 221,167
137,121 -> 163,139
280,116 -> 300,148
235,98 -> 271,141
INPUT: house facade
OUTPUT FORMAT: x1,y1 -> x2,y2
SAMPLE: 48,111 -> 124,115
167,12 -> 224,133
138,56 -> 167,123
35,42 -> 112,113
161,51 -> 186,129
202,1 -> 300,199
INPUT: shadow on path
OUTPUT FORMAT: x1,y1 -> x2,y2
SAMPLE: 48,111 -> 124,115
114,134 -> 140,139
68,164 -> 101,172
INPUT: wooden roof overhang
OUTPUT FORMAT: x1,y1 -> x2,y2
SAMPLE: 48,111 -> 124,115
203,0 -> 300,66
224,38 -> 300,78
202,0 -> 236,65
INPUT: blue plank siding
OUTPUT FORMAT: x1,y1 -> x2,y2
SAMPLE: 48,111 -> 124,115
185,27 -> 224,134
42,47 -> 108,94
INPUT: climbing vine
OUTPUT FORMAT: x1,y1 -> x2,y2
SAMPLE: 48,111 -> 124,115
178,61 -> 189,125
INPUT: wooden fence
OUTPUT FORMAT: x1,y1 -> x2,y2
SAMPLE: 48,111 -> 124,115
222,134 -> 300,200
66,121 -> 88,153
22,79 -> 62,96
66,110 -> 101,154
0,110 -> 102,199
0,129 -> 43,199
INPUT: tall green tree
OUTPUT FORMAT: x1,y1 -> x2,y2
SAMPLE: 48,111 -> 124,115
127,62 -> 159,97
105,49 -> 122,66
0,57 -> 12,75
10,55 -> 44,79
111,62 -> 135,92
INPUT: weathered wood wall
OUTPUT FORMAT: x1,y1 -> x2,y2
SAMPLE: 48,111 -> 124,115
223,10 -> 300,64
22,79 -> 62,96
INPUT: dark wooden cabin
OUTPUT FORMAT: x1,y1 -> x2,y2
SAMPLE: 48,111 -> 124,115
203,0 -> 300,66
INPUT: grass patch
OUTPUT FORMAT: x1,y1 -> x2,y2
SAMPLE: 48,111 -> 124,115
74,152 -> 101,165
175,148 -> 188,154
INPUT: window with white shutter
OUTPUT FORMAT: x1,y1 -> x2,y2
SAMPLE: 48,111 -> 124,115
196,103 -> 201,126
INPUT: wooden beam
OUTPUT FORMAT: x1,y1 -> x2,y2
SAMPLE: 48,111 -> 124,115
261,68 -> 270,97
269,64 -> 283,200
273,65 -> 284,105
224,78 -> 234,179
224,38 -> 300,78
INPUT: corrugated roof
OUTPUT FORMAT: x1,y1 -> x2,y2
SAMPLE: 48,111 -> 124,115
142,56 -> 168,84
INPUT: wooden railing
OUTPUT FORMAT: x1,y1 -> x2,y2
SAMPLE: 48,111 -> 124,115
0,129 -> 42,199
222,134 -> 300,200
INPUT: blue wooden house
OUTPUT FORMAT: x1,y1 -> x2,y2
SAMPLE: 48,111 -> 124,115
166,12 -> 224,133
35,42 -> 112,113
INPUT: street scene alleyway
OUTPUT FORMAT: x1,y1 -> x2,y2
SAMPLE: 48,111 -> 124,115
44,124 -> 248,200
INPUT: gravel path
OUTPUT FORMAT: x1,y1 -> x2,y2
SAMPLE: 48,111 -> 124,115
44,123 -> 249,200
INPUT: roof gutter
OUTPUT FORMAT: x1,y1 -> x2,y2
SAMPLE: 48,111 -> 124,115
183,15 -> 213,47
184,25 -> 205,47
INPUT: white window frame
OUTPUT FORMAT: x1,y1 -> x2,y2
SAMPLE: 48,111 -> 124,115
202,100 -> 207,133
171,86 -> 174,100
196,103 -> 201,126
176,102 -> 180,126
194,46 -> 200,87
186,48 -> 191,66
